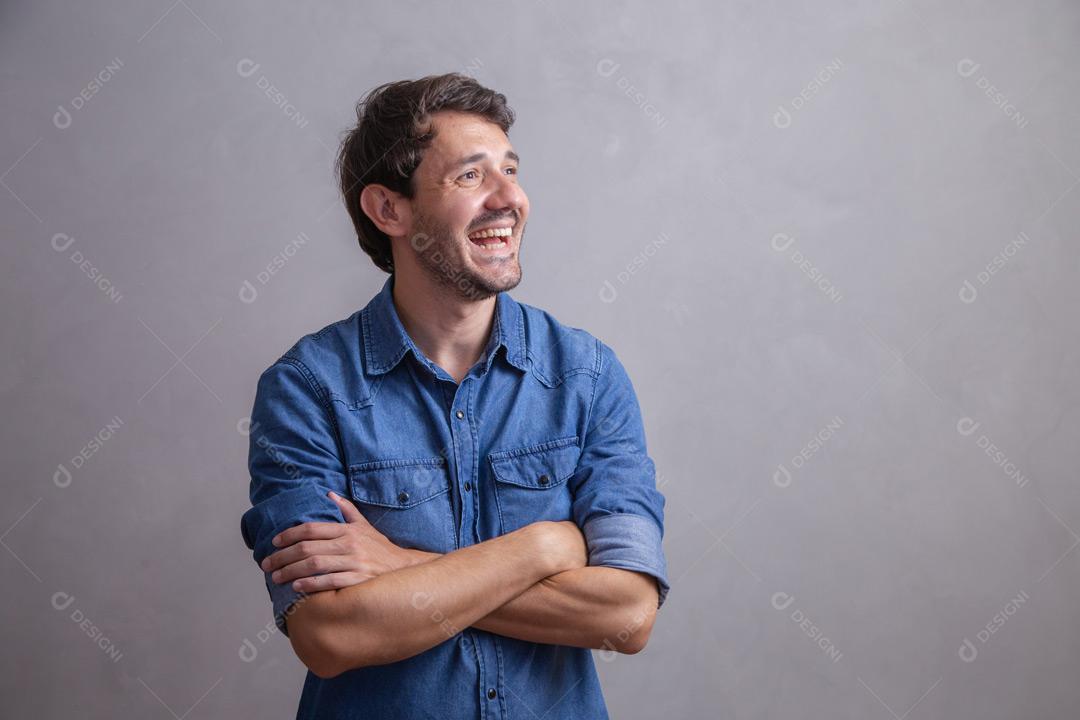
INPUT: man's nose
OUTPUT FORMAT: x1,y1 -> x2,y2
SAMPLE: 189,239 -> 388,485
485,172 -> 527,214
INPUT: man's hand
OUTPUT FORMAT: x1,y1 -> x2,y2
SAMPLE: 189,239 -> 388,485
260,491 -> 420,593
263,489 -> 587,597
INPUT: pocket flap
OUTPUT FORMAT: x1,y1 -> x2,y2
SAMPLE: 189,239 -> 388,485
489,436 -> 581,489
348,457 -> 449,508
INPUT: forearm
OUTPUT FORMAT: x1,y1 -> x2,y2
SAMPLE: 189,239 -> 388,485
409,549 -> 657,651
291,525 -> 557,674
475,566 -> 656,651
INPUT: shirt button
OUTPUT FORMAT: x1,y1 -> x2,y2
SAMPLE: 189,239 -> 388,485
455,410 -> 465,419
537,474 -> 549,486
463,482 -> 472,492
487,688 -> 497,700
397,491 -> 410,504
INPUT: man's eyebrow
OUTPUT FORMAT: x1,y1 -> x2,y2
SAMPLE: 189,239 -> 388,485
451,150 -> 520,169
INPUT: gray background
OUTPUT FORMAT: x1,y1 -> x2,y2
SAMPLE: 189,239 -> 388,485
3,1 -> 1078,718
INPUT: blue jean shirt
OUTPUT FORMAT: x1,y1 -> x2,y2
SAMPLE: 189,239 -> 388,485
240,274 -> 670,719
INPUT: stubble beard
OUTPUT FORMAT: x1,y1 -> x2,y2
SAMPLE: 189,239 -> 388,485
410,212 -> 523,302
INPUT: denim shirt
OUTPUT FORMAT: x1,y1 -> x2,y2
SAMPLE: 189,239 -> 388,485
240,274 -> 669,720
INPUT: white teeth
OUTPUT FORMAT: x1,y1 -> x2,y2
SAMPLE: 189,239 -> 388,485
468,227 -> 513,240
474,239 -> 507,249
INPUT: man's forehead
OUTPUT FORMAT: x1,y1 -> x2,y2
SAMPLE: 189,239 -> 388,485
427,112 -> 513,166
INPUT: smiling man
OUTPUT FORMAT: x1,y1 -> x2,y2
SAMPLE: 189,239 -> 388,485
240,73 -> 670,720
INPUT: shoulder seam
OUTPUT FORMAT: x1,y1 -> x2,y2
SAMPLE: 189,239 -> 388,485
309,310 -> 362,341
276,355 -> 327,404
584,338 -> 604,435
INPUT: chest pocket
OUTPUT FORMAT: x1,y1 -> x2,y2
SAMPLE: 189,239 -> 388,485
489,436 -> 581,535
348,457 -> 456,553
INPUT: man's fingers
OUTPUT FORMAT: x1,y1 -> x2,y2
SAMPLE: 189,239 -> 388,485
328,490 -> 368,525
291,571 -> 370,593
262,537 -> 347,572
268,494 -> 370,554
270,555 -> 358,585
271,520 -> 346,551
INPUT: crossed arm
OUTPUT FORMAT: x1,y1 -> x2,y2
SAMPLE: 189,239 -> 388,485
266,493 -> 659,678
409,547 -> 658,650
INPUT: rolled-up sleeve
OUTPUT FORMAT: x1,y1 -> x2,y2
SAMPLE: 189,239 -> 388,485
240,356 -> 347,636
568,341 -> 670,609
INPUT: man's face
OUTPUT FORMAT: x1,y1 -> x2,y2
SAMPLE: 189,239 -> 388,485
405,110 -> 529,301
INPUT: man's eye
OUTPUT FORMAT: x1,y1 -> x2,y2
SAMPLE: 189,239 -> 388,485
460,170 -> 479,181
504,166 -> 518,175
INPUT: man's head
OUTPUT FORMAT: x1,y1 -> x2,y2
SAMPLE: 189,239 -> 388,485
337,73 -> 528,300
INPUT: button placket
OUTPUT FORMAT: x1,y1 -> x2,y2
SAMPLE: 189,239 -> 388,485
448,383 -> 477,549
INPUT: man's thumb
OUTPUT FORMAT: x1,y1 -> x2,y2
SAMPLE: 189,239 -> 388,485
328,490 -> 366,524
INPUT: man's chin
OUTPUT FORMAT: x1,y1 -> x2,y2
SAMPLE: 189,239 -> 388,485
458,266 -> 521,300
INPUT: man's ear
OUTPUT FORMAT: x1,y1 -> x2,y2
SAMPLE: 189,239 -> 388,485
359,184 -> 411,238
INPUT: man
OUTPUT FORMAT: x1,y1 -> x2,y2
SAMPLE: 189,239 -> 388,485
240,73 -> 670,719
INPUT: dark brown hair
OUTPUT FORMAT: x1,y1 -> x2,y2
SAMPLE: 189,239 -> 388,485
336,73 -> 516,273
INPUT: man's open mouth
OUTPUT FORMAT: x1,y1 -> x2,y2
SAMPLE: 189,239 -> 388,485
467,226 -> 513,249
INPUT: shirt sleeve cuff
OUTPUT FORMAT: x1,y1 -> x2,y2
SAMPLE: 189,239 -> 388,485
582,513 -> 671,609
265,570 -> 310,638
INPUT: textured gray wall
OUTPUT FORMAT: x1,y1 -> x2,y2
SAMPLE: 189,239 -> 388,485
3,1 -> 1078,718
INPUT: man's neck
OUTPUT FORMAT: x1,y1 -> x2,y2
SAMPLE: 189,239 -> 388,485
391,271 -> 497,382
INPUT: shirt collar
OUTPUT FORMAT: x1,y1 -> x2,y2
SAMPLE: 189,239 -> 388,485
361,274 -> 528,377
